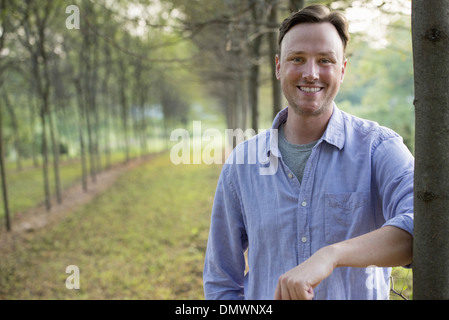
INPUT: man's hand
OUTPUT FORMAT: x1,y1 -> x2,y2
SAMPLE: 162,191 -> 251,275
274,247 -> 336,300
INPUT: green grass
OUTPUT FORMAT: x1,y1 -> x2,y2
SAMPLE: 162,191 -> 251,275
0,153 -> 222,299
0,148 -> 165,222
3,158 -> 83,214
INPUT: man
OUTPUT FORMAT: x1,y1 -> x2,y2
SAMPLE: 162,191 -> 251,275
203,5 -> 413,300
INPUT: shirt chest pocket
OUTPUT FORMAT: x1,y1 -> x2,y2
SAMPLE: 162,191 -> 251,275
324,191 -> 371,244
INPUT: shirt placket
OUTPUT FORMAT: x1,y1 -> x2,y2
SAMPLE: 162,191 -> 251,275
296,144 -> 320,264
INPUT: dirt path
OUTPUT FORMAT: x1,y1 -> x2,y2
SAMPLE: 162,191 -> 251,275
0,153 -> 161,255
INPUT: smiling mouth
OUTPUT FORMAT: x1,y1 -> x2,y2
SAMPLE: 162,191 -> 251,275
298,86 -> 323,93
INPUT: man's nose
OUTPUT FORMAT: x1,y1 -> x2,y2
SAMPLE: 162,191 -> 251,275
302,61 -> 319,82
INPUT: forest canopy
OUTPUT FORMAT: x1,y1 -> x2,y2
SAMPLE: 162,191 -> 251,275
0,0 -> 414,218
0,0 -> 414,160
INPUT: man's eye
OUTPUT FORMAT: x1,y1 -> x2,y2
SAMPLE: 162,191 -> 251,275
320,59 -> 332,64
292,58 -> 303,62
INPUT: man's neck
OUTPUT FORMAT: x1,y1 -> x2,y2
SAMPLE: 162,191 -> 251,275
283,105 -> 333,145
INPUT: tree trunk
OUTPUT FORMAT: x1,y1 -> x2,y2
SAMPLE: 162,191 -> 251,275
119,62 -> 130,163
74,79 -> 88,192
40,107 -> 51,211
3,93 -> 22,171
412,0 -> 449,300
21,0 -> 54,212
0,0 -> 10,231
28,89 -> 39,168
48,109 -> 62,204
32,52 -> 51,212
84,43 -> 97,183
266,0 -> 282,118
0,100 -> 11,231
248,1 -> 263,132
91,40 -> 101,175
39,26 -> 61,206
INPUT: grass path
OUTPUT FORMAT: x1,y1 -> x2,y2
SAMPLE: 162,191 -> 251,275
0,153 -> 222,299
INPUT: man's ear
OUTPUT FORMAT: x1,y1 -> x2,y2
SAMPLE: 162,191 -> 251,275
340,59 -> 347,83
275,54 -> 281,80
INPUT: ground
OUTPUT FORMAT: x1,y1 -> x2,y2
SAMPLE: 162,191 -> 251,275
0,155 -> 153,255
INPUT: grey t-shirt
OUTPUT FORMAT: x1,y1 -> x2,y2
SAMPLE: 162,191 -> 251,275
278,122 -> 318,183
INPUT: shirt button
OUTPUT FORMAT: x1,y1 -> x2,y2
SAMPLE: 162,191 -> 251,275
288,173 -> 294,179
301,201 -> 307,207
301,237 -> 307,243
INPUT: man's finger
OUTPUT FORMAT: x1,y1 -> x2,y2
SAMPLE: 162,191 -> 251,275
281,282 -> 291,300
274,283 -> 281,300
304,286 -> 314,300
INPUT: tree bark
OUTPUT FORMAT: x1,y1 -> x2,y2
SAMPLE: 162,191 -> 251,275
3,93 -> 22,171
119,59 -> 130,163
266,0 -> 283,118
40,106 -> 51,211
412,0 -> 449,300
0,100 -> 11,231
49,108 -> 62,204
74,79 -> 88,192
33,44 -> 52,212
0,0 -> 10,231
248,0 -> 263,132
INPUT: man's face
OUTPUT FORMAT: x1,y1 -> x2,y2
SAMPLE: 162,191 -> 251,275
276,22 -> 347,117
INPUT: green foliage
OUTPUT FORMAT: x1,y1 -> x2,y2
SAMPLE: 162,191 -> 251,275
390,267 -> 413,300
336,17 -> 415,153
0,154 -> 222,299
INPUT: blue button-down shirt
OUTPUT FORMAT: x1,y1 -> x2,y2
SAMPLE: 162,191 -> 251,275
203,105 -> 414,300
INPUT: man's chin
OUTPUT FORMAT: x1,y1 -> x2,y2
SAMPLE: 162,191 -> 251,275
289,103 -> 331,117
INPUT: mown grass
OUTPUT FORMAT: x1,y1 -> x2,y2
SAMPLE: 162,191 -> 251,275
0,148 -> 161,221
0,153 -> 222,299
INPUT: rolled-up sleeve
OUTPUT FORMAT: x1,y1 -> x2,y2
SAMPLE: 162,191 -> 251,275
372,136 -> 414,236
203,164 -> 248,300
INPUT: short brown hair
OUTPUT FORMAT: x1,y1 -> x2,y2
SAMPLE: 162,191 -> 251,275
278,5 -> 350,56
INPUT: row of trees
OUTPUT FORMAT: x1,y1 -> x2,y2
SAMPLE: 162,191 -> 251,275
0,0 -> 320,230
171,0 -> 414,137
0,0 -> 414,230
0,0 -> 198,229
173,0 -> 306,132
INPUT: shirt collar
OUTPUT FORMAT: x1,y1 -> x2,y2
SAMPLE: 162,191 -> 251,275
266,103 -> 345,158
321,104 -> 345,150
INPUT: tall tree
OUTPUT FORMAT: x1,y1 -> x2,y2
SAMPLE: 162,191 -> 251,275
248,0 -> 264,132
0,101 -> 10,231
76,0 -> 101,182
412,0 -> 449,299
0,0 -> 10,230
266,0 -> 282,119
18,0 -> 59,211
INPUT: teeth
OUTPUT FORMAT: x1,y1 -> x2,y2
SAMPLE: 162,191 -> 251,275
299,87 -> 322,93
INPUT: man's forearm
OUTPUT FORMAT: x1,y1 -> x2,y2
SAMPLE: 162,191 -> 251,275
274,226 -> 413,300
328,225 -> 413,269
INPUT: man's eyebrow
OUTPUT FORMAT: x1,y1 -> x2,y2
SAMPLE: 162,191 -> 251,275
286,50 -> 337,56
316,51 -> 338,57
